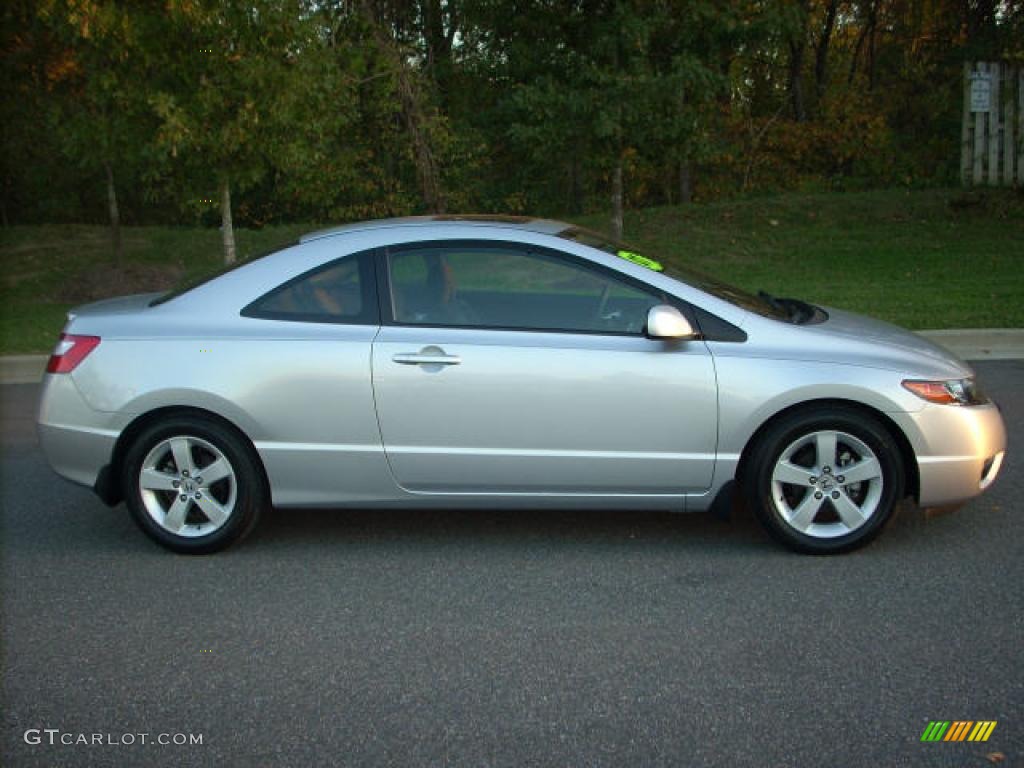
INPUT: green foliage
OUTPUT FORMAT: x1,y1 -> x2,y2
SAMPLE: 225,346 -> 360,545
3,0 -> 1023,225
149,2 -> 303,202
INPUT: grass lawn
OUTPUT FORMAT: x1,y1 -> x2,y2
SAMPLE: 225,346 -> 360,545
0,224 -> 307,355
2,188 -> 1022,355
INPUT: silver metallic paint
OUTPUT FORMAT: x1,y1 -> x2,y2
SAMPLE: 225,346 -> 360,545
372,325 -> 717,495
37,218 -> 1006,515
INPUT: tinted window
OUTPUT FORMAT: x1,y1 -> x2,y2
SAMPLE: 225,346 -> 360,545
242,252 -> 378,324
387,244 -> 662,334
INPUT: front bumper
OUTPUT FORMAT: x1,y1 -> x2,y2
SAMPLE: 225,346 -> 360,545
892,401 -> 1007,507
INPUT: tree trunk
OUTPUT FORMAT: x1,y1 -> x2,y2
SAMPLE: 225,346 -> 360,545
866,0 -> 879,91
675,84 -> 693,205
362,0 -> 446,213
103,161 -> 122,267
395,64 -> 446,213
568,150 -> 584,214
220,177 -> 236,265
611,158 -> 623,240
788,40 -> 807,122
678,160 -> 692,204
847,21 -> 870,84
420,0 -> 454,98
814,0 -> 839,99
787,0 -> 810,122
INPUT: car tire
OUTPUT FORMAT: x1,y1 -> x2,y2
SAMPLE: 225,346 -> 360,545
743,405 -> 904,554
122,415 -> 265,554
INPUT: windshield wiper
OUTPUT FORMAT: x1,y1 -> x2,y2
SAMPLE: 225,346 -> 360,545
758,291 -> 820,324
758,290 -> 790,317
783,297 -> 817,324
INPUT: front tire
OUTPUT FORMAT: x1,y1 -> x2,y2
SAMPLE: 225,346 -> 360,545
744,406 -> 904,554
122,415 -> 265,554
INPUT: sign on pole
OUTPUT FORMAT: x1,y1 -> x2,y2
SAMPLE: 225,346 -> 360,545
970,72 -> 992,113
962,62 -> 1021,186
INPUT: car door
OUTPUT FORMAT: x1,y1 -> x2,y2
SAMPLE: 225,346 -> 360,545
370,240 -> 718,497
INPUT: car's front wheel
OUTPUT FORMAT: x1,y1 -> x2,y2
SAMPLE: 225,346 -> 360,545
744,406 -> 904,554
122,415 -> 265,554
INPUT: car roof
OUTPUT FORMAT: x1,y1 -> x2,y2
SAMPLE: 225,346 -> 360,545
299,215 -> 571,243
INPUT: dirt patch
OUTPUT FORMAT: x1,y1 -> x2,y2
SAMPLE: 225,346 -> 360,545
57,263 -> 185,303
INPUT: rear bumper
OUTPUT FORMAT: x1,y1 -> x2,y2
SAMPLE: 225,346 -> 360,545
38,422 -> 118,488
893,402 -> 1007,507
36,374 -> 126,496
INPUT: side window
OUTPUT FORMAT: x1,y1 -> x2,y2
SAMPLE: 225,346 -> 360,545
242,252 -> 379,325
387,244 -> 662,334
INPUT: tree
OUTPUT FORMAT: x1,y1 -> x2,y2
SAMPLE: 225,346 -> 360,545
7,0 -> 1024,227
35,0 -> 158,265
0,0 -> 61,226
360,0 -> 449,213
151,1 -> 317,262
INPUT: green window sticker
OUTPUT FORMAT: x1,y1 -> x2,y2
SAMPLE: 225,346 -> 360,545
616,249 -> 663,272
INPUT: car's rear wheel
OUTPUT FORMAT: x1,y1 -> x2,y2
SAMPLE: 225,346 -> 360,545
122,415 -> 265,554
744,406 -> 904,554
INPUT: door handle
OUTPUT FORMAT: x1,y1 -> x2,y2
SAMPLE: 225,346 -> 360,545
392,352 -> 461,366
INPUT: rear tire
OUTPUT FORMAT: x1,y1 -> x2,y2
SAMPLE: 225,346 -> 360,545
122,415 -> 265,554
743,405 -> 904,554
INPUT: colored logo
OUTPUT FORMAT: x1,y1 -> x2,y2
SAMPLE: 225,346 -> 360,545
921,721 -> 997,742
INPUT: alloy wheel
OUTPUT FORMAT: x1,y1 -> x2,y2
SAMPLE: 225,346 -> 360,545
770,429 -> 884,539
138,435 -> 238,538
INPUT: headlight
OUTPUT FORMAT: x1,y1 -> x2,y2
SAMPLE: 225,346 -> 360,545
902,377 -> 990,406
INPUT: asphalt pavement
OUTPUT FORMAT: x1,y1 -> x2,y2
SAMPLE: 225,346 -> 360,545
2,362 -> 1021,768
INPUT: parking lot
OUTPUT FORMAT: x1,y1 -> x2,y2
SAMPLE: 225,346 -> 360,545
2,361 -> 1021,767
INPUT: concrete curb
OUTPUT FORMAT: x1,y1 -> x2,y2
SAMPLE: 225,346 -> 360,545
1,329 -> 1022,385
1,355 -> 48,385
916,329 -> 1024,362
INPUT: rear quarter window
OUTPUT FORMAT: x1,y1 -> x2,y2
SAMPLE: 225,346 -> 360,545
241,251 -> 379,325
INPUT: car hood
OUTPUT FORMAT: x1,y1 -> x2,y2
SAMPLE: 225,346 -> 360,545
68,292 -> 164,319
805,306 -> 972,377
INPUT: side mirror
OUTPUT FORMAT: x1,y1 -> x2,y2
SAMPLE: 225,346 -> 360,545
646,304 -> 697,340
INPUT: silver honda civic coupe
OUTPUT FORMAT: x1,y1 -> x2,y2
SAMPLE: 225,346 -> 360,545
37,216 -> 1006,554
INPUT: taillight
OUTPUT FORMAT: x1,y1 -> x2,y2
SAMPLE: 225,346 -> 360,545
46,333 -> 101,373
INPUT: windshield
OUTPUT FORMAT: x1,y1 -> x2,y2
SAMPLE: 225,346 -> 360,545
557,226 -> 789,321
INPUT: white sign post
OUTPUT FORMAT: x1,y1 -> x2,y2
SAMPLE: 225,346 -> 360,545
961,62 -> 1021,187
970,72 -> 992,112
